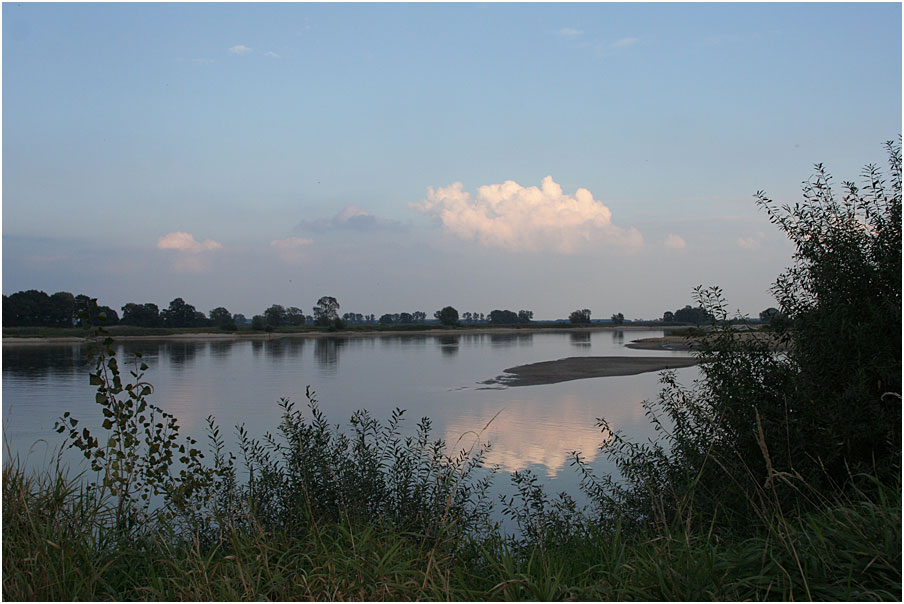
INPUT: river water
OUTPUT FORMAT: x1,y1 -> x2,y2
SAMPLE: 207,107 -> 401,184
2,328 -> 697,501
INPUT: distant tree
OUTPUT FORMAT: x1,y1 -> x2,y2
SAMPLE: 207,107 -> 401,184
76,295 -> 118,326
673,305 -> 713,326
518,310 -> 533,324
250,315 -> 266,331
264,304 -> 287,328
569,309 -> 592,325
412,311 -> 426,323
434,306 -> 459,326
313,296 -> 340,327
49,291 -> 77,328
209,306 -> 232,325
209,307 -> 236,331
121,302 -> 161,327
489,309 -> 520,325
286,307 -> 305,326
399,312 -> 413,324
232,313 -> 248,325
6,289 -> 52,326
611,312 -> 625,325
662,310 -> 675,323
462,312 -> 473,323
161,298 -> 199,328
379,313 -> 394,325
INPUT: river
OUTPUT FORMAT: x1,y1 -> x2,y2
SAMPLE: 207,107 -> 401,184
2,328 -> 697,503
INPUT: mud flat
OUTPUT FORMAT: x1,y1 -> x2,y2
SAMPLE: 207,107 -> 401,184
487,356 -> 700,387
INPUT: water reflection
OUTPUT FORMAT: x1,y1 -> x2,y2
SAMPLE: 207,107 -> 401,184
163,341 -> 202,369
437,335 -> 459,357
569,332 -> 591,347
489,333 -> 533,348
209,340 -> 235,359
2,344 -> 86,378
443,378 -> 662,478
315,338 -> 345,375
263,338 -> 306,360
3,329 -> 691,489
378,335 -> 429,350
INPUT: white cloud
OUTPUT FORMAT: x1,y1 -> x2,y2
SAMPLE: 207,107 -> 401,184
414,176 -> 642,254
271,237 -> 314,264
157,232 -> 222,253
229,44 -> 253,55
557,27 -> 584,38
156,232 -> 222,273
737,232 -> 765,250
664,234 -> 686,249
611,37 -> 639,48
263,51 -> 279,58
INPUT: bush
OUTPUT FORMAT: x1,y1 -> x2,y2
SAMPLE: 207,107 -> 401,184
576,140 -> 902,534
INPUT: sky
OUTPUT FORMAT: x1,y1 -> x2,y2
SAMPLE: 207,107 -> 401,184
2,2 -> 901,321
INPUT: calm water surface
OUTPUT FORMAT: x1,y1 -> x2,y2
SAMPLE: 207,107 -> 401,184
3,329 -> 697,499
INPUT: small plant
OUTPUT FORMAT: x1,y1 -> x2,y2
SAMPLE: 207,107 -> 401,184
54,300 -> 230,539
237,388 -> 497,541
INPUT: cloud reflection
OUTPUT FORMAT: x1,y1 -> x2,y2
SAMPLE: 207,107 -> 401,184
444,391 -> 650,477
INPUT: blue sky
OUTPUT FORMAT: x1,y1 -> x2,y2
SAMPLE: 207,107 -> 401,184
3,2 -> 901,320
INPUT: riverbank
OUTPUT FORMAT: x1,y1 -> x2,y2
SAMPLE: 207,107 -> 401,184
2,324 -> 656,345
626,331 -> 788,352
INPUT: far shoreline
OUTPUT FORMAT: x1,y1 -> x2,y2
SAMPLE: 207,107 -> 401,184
2,324 -> 660,346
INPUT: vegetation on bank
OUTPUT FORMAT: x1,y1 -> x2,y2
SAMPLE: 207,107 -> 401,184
3,140 -> 901,600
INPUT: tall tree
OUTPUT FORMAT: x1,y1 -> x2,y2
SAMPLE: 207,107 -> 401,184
264,304 -> 287,327
313,296 -> 340,327
434,306 -> 459,326
569,309 -> 591,325
161,298 -> 199,328
121,303 -> 161,327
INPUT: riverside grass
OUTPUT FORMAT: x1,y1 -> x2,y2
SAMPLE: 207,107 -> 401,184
3,457 -> 899,601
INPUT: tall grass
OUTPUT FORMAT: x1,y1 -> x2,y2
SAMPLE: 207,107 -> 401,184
5,457 -> 898,600
4,386 -> 900,602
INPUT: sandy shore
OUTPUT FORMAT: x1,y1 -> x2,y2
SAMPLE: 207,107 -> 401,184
626,332 -> 788,352
625,336 -> 699,351
486,356 -> 700,387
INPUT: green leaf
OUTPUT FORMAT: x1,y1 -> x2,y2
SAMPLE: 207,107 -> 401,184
89,374 -> 103,386
102,419 -> 113,430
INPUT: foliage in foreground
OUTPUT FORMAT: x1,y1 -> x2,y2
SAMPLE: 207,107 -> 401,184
4,452 -> 899,601
4,141 -> 902,600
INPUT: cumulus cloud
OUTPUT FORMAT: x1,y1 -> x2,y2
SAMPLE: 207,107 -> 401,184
664,234 -> 686,249
157,232 -> 222,253
271,237 -> 314,264
156,232 -> 222,273
414,176 -> 642,254
557,27 -> 584,38
737,232 -> 765,250
229,44 -> 252,55
297,205 -> 403,233
263,51 -> 279,58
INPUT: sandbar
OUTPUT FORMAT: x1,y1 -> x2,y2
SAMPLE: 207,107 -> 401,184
489,356 -> 700,387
